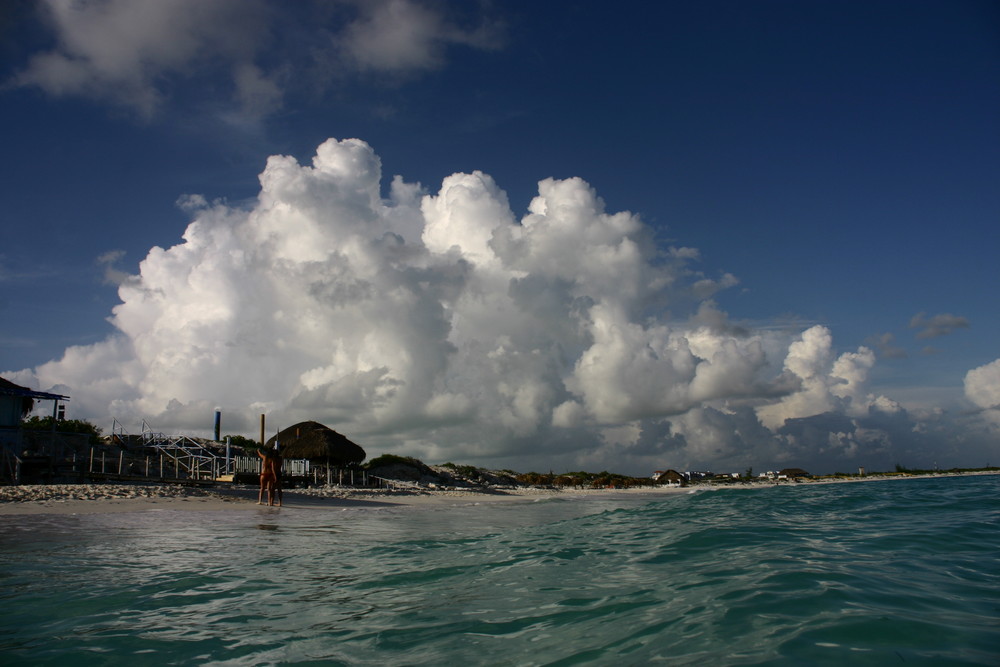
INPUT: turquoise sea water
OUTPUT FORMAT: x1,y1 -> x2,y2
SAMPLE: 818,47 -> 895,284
1,475 -> 998,666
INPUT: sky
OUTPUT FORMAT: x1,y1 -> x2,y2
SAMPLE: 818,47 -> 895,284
1,0 -> 998,475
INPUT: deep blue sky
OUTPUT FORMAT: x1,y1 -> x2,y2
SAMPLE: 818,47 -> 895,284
1,0 -> 997,472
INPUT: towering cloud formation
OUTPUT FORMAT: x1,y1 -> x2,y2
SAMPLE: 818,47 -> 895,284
10,139 -> 996,472
966,360 -> 1000,425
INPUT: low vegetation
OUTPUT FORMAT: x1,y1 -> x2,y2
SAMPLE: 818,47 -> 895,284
893,464 -> 999,475
21,416 -> 103,446
223,434 -> 262,451
365,454 -> 428,470
515,470 -> 654,489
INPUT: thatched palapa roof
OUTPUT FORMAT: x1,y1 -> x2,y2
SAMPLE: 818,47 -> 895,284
266,421 -> 366,466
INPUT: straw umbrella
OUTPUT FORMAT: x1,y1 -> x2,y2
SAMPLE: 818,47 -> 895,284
265,421 -> 366,466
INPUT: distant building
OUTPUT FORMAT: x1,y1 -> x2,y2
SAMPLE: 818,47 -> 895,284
1,377 -> 70,430
652,469 -> 686,486
1,378 -> 33,429
778,468 -> 811,479
1,377 -> 71,483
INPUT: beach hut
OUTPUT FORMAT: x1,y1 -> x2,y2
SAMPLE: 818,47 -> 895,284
653,469 -> 687,486
0,377 -> 71,483
0,378 -> 34,428
266,421 -> 366,466
0,377 -> 70,432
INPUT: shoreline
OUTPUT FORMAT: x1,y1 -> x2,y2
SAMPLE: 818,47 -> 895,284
0,470 -> 995,516
0,482 -> 692,516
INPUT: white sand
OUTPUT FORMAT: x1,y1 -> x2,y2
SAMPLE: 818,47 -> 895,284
0,483 -> 691,516
2,471 -> 993,516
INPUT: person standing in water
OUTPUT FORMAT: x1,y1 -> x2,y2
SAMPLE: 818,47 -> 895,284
257,446 -> 283,506
270,444 -> 283,506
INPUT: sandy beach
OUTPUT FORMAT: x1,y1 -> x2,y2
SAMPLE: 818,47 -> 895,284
0,482 -> 695,516
1,471 -> 994,516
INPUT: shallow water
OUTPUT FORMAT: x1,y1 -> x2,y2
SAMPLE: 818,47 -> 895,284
1,476 -> 998,665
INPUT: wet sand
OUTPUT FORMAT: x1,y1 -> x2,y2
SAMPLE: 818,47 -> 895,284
2,471 -> 994,516
0,483 -> 692,515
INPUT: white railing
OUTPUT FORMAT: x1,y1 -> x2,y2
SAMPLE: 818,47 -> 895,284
233,456 -> 310,477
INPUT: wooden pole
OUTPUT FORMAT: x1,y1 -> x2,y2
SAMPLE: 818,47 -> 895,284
89,448 -> 94,473
260,414 -> 266,447
118,451 -> 124,475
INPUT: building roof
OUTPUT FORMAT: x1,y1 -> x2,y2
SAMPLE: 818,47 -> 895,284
0,377 -> 70,402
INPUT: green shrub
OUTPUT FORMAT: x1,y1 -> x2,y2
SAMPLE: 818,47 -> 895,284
365,454 -> 426,470
21,416 -> 102,445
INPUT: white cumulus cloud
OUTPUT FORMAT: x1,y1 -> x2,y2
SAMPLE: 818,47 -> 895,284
756,326 -> 877,430
965,359 -> 1000,423
7,138 -> 993,473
